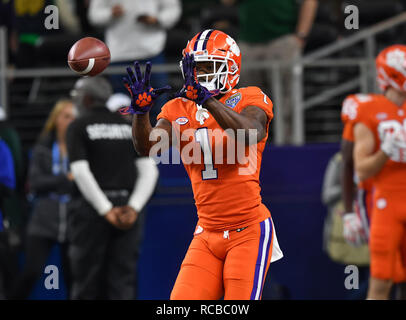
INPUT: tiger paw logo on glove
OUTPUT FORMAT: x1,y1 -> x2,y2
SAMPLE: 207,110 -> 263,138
136,89 -> 154,107
120,61 -> 172,115
186,85 -> 199,100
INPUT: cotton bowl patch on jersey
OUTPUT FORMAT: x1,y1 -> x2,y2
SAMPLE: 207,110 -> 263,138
175,117 -> 189,125
225,93 -> 242,109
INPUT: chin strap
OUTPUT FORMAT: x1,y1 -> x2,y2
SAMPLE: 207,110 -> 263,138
196,104 -> 210,125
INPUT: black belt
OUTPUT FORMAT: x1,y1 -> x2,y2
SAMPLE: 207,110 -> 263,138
103,190 -> 130,197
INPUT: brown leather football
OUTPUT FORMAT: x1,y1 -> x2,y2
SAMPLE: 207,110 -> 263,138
67,37 -> 111,76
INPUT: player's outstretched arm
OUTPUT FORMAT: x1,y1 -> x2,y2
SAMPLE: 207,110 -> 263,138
132,116 -> 172,157
205,98 -> 267,145
353,123 -> 388,181
120,61 -> 172,156
340,139 -> 355,213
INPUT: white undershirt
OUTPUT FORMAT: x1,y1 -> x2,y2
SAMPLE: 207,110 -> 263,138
70,157 -> 159,215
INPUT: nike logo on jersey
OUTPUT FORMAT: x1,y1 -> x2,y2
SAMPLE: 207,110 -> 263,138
194,225 -> 203,235
225,93 -> 242,109
376,112 -> 388,120
175,117 -> 189,125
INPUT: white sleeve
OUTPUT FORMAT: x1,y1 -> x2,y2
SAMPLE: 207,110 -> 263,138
55,0 -> 81,33
88,0 -> 114,27
157,0 -> 182,29
70,160 -> 113,216
128,157 -> 159,212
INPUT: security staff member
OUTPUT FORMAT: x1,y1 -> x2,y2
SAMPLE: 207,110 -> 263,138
66,77 -> 158,300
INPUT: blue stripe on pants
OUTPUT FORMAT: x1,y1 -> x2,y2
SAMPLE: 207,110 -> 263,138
250,218 -> 272,300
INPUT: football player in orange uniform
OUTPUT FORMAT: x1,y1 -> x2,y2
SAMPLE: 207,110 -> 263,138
341,94 -> 373,247
121,29 -> 283,299
353,45 -> 406,299
341,93 -> 406,299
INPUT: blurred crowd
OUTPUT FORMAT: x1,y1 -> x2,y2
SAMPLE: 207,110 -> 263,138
2,0 -> 406,140
2,0 -> 405,69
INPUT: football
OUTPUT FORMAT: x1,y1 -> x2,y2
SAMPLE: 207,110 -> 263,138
67,37 -> 111,76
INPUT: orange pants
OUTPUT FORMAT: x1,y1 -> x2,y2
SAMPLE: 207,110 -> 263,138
370,190 -> 406,283
170,217 -> 273,300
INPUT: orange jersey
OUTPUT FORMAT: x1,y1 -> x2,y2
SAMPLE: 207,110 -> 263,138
356,94 -> 406,191
341,94 -> 375,192
157,86 -> 273,231
341,93 -> 375,142
343,94 -> 406,282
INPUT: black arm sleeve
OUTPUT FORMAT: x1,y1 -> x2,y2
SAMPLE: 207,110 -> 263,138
66,119 -> 88,163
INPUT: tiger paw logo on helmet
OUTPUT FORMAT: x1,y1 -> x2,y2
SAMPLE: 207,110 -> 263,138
386,49 -> 406,74
225,37 -> 240,58
376,45 -> 406,92
181,29 -> 241,94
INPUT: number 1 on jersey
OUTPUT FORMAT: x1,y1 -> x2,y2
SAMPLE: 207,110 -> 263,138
195,128 -> 218,180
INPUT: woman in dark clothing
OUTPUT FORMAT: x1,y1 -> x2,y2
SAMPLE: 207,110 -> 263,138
10,99 -> 76,299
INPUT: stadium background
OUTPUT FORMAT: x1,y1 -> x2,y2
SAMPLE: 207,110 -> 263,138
0,0 -> 405,299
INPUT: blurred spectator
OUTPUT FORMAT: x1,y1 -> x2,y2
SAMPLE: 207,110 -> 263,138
74,0 -> 98,35
0,0 -> 18,65
200,0 -> 239,40
10,99 -> 76,299
0,110 -> 23,193
321,152 -> 369,300
180,0 -> 218,24
179,0 -> 228,34
321,152 -> 343,209
321,151 -> 369,264
88,0 -> 182,124
228,0 -> 319,144
54,0 -> 81,35
0,109 -> 26,236
106,92 -> 131,114
13,0 -> 56,67
13,0 -> 86,68
106,92 -> 132,122
66,77 -> 159,299
0,137 -> 16,299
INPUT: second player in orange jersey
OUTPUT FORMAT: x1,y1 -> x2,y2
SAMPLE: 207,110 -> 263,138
353,45 -> 406,299
341,94 -> 374,245
341,93 -> 406,288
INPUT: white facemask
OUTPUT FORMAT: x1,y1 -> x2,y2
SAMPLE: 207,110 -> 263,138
198,81 -> 217,92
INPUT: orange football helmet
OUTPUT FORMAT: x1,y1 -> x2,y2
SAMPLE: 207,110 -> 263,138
376,45 -> 406,92
181,29 -> 241,93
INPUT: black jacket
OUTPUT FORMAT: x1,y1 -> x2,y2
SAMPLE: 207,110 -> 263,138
27,134 -> 75,241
